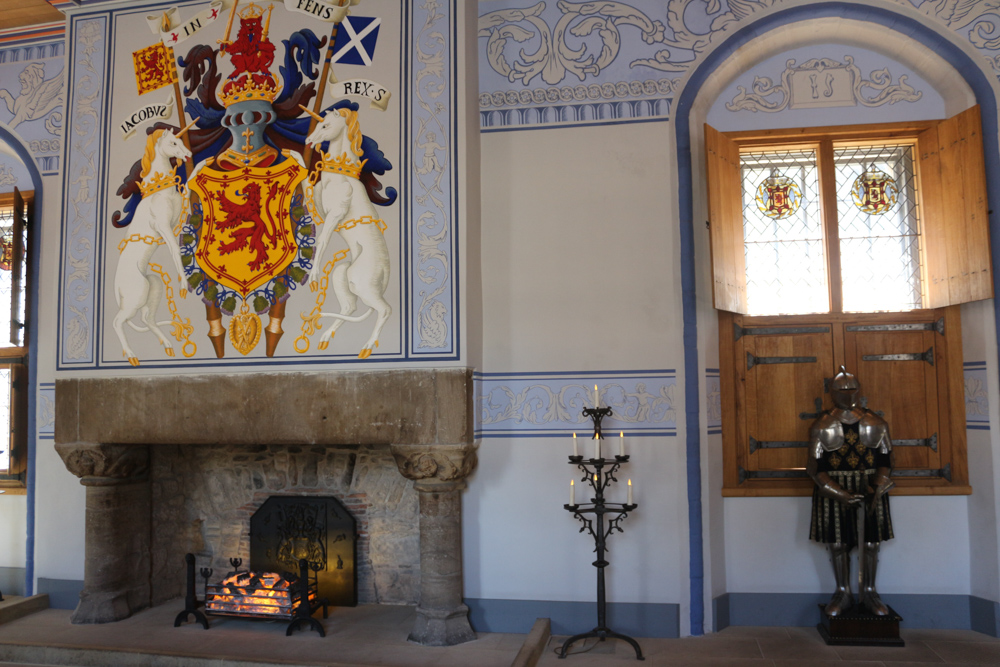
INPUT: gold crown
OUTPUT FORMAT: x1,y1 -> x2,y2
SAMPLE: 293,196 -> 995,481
314,151 -> 368,181
238,2 -> 265,19
219,75 -> 279,106
139,171 -> 181,198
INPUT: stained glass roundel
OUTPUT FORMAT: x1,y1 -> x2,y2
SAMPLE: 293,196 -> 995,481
755,171 -> 802,220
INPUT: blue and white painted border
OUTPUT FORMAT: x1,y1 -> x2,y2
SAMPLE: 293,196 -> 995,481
474,370 -> 677,439
706,368 -> 721,435
37,382 -> 54,440
965,361 -> 990,431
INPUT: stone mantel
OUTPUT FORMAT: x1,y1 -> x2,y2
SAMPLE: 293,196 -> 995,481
55,369 -> 474,446
54,368 -> 478,645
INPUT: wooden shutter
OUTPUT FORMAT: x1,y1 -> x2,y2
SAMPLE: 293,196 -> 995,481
919,105 -> 993,307
705,124 -> 748,314
722,312 -> 835,490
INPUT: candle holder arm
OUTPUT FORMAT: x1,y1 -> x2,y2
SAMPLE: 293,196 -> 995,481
563,504 -> 597,541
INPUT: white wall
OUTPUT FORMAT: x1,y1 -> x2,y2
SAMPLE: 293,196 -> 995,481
467,119 -> 690,621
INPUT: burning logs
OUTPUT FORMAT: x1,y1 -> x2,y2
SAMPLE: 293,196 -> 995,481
205,570 -> 315,618
176,554 -> 328,636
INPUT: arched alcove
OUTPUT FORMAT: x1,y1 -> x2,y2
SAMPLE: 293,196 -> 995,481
0,122 -> 43,598
672,2 -> 1000,635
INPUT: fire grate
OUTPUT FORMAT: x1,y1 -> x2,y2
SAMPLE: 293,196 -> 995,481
175,554 -> 329,636
205,564 -> 318,620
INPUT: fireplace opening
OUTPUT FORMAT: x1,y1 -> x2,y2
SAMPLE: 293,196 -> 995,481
250,495 -> 358,607
175,495 -> 358,636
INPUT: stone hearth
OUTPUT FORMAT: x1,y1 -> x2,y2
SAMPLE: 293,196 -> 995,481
54,369 -> 478,647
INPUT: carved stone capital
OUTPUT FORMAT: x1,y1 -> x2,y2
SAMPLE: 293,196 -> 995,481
390,443 -> 478,489
56,442 -> 150,486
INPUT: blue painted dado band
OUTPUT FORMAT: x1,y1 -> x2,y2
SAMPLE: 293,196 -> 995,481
675,0 -> 1000,637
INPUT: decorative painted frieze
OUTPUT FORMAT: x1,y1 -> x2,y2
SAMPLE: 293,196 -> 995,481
478,0 -> 1000,130
706,368 -> 721,434
37,382 -> 54,440
0,28 -> 65,177
475,370 -> 677,438
965,361 -> 990,430
726,56 -> 922,113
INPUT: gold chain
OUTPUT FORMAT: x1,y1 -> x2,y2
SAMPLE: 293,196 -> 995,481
173,186 -> 190,237
119,234 -> 165,252
303,181 -> 325,226
336,215 -> 386,233
147,262 -> 197,357
293,248 -> 350,353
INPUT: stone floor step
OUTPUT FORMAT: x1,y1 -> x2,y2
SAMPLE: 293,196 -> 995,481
511,617 -> 550,667
0,596 -> 49,627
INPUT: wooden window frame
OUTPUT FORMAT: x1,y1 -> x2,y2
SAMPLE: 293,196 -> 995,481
707,110 -> 990,497
0,189 -> 32,494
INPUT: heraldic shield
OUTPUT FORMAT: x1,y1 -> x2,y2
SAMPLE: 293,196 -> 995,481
190,160 -> 307,297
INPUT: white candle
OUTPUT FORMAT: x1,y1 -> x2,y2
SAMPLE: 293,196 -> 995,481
619,431 -> 624,457
594,384 -> 600,408
628,479 -> 633,505
593,435 -> 600,460
570,479 -> 575,505
572,433 -> 578,457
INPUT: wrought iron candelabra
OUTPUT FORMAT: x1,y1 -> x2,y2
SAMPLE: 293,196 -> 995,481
560,403 -> 644,660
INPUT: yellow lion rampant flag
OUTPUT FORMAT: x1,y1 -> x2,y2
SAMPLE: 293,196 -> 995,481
132,42 -> 177,95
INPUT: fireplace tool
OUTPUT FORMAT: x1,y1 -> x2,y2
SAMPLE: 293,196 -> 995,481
176,554 -> 329,636
559,402 -> 643,660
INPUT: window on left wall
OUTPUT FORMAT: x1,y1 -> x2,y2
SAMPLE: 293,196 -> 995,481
0,189 -> 30,492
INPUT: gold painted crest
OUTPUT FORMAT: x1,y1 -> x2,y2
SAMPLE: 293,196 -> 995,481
189,160 -> 307,297
229,302 -> 262,355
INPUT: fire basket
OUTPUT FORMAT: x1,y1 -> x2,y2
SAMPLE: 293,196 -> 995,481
175,554 -> 329,636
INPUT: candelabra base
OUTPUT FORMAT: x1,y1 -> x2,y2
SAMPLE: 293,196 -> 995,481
557,627 -> 644,660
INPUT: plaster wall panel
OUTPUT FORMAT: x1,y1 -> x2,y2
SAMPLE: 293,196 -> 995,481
962,298 -> 1000,602
32,438 -> 84,582
479,121 -> 679,372
463,434 -> 684,604
724,495 -> 971,595
0,495 -> 26,568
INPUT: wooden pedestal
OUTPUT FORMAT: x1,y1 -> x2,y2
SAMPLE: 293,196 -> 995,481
817,605 -> 904,647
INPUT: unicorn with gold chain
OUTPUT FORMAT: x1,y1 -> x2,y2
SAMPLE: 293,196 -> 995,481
112,121 -> 197,366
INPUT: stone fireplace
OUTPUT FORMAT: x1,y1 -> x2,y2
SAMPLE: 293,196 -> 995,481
54,369 -> 478,646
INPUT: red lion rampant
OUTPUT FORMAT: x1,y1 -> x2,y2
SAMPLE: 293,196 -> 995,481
226,16 -> 275,79
215,182 -> 280,271
141,49 -> 169,82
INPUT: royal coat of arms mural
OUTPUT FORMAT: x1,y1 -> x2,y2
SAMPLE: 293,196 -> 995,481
66,0 -> 439,368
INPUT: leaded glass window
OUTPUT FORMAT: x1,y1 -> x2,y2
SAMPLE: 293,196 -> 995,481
737,142 -> 924,316
740,149 -> 828,315
835,144 -> 921,312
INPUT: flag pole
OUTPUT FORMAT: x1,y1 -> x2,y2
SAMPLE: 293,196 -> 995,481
162,13 -> 194,176
303,1 -> 350,166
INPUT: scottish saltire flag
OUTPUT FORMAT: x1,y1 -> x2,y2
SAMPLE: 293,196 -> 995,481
331,16 -> 381,66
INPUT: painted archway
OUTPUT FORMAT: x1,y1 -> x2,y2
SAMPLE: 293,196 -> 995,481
674,1 -> 1000,635
0,122 -> 44,597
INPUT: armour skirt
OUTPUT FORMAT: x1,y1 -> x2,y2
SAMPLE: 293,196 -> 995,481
809,469 -> 893,549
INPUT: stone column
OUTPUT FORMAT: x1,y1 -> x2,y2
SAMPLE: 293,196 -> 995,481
56,442 -> 151,624
392,443 -> 478,646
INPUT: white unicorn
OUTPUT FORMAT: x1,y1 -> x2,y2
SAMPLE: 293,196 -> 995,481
112,122 -> 194,366
302,106 -> 392,359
